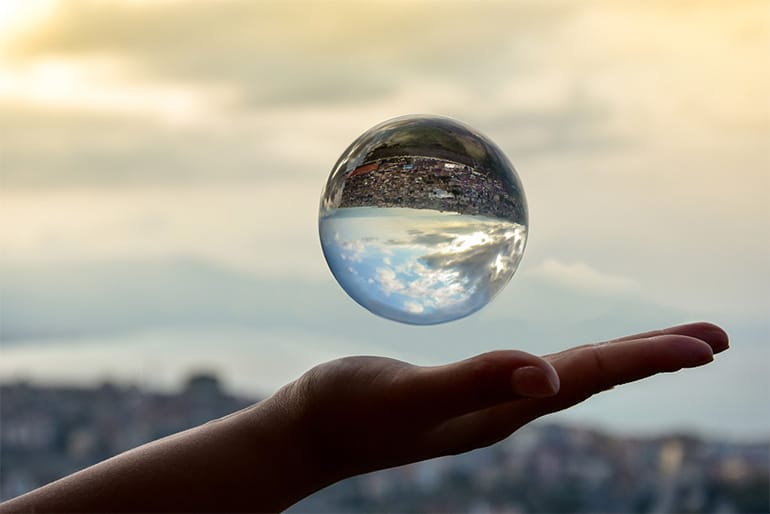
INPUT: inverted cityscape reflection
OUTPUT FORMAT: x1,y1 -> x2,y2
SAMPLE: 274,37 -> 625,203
319,115 -> 528,324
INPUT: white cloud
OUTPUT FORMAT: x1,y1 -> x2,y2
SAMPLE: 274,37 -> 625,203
375,267 -> 403,296
341,239 -> 366,263
529,258 -> 640,295
403,301 -> 424,314
0,56 -> 235,126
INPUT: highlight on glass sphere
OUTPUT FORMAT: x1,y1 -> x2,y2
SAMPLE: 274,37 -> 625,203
319,114 -> 528,325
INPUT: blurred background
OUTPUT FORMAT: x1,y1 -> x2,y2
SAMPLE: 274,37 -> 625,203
0,1 -> 768,511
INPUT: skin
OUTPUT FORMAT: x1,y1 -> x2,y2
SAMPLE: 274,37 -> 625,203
0,322 -> 729,513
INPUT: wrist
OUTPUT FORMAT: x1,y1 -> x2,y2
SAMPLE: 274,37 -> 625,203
235,382 -> 333,511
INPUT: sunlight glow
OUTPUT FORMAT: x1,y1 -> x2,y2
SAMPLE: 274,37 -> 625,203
0,56 -> 232,125
0,0 -> 56,44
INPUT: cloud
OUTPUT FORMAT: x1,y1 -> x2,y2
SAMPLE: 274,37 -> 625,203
0,1 -> 617,191
375,267 -> 402,296
403,301 -> 424,314
5,2 -> 570,105
11,1 -> 765,194
0,0 -> 766,322
529,258 -> 640,295
0,0 -> 766,441
0,55 -> 235,126
321,209 -> 528,323
378,260 -> 466,314
419,222 -> 527,297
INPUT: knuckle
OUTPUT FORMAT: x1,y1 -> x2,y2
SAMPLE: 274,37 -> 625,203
465,353 -> 509,402
588,343 -> 614,392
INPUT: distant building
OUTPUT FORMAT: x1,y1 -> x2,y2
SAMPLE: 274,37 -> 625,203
348,162 -> 379,178
184,373 -> 222,398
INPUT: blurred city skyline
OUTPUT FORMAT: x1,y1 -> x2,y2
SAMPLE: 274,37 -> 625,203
1,1 -> 768,440
3,374 -> 767,511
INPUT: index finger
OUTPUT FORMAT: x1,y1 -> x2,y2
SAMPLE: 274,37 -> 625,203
530,333 -> 719,419
423,333 -> 721,456
604,321 -> 729,353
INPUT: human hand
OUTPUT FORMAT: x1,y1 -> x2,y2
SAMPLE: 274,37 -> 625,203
276,322 -> 728,486
0,322 -> 728,513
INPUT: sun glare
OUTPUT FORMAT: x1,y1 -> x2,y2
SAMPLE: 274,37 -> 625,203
0,0 -> 56,43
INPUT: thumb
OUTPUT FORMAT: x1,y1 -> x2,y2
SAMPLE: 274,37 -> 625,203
404,350 -> 560,422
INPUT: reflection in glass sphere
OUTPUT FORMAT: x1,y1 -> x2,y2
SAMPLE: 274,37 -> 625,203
319,115 -> 528,325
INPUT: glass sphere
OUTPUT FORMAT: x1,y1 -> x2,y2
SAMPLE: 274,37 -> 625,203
319,115 -> 528,325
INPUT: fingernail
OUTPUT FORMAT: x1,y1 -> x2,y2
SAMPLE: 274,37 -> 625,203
704,325 -> 730,354
682,342 -> 715,367
512,366 -> 560,398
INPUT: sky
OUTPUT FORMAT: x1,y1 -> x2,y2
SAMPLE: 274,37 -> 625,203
0,0 -> 768,440
321,208 -> 527,324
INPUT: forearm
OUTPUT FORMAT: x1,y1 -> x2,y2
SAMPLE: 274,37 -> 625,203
0,392 -> 323,513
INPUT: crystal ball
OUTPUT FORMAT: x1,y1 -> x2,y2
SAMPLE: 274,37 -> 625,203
319,115 -> 528,325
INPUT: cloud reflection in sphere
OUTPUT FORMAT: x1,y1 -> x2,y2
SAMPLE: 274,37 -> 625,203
319,115 -> 528,325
